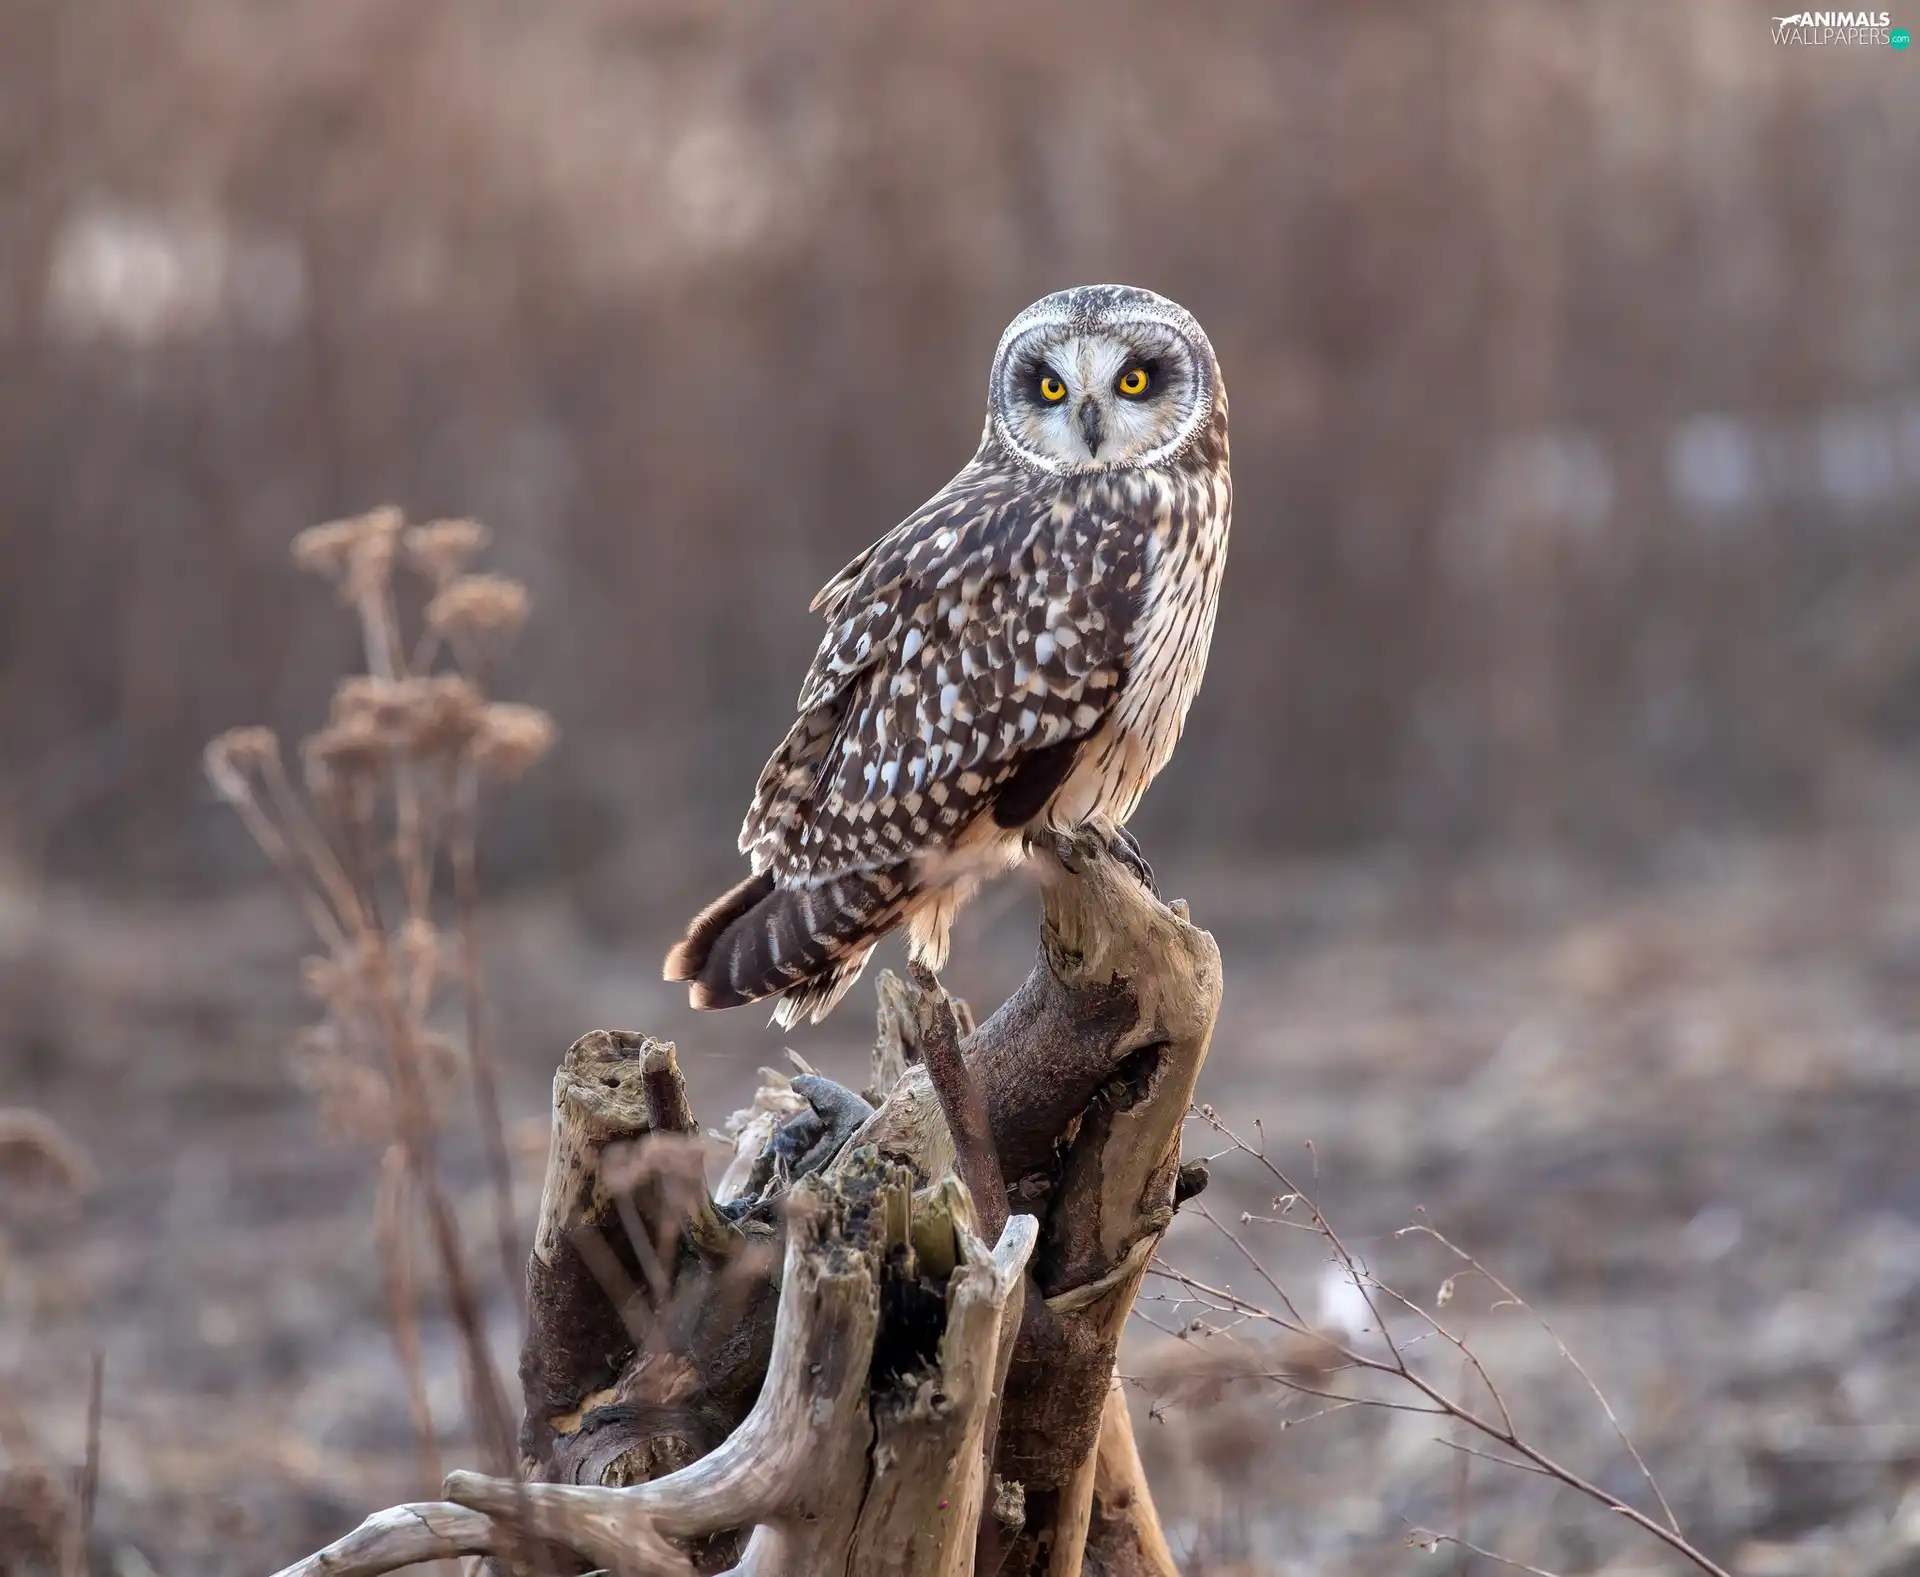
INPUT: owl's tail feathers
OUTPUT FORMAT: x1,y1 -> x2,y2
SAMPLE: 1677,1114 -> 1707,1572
662,870 -> 775,987
663,867 -> 911,1026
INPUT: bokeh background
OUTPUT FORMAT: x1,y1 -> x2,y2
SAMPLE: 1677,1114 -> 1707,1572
4,2 -> 1920,1573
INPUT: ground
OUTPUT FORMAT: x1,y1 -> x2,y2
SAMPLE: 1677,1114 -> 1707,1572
3,803 -> 1919,1576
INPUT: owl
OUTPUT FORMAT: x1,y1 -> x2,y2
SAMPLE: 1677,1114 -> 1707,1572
666,284 -> 1231,1027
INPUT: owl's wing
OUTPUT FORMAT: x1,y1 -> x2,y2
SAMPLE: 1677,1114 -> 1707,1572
742,460 -> 1151,879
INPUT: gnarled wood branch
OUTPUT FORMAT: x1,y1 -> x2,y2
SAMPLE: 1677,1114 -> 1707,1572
450,1154 -> 1038,1575
841,829 -> 1219,1574
267,832 -> 1216,1577
266,1502 -> 501,1577
522,1031 -> 779,1505
1087,1381 -> 1182,1577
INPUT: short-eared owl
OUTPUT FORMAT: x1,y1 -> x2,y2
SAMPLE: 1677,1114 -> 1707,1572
666,284 -> 1231,1026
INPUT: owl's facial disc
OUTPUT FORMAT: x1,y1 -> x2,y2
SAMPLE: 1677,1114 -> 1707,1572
992,315 -> 1210,474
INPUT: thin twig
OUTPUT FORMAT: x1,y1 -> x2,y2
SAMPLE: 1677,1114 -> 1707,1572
1398,1222 -> 1682,1536
1408,1528 -> 1563,1577
1147,1254 -> 1725,1570
67,1351 -> 103,1577
1453,1353 -> 1474,1577
1365,1275 -> 1518,1438
375,1146 -> 443,1500
256,745 -> 368,941
451,767 -> 524,1315
1432,1435 -> 1557,1481
205,767 -> 351,951
1141,1111 -> 1735,1577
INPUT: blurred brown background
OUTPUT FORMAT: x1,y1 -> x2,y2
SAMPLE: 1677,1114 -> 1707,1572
4,2 -> 1920,1574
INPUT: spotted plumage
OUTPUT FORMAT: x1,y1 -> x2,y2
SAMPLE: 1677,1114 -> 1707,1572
666,284 -> 1231,1026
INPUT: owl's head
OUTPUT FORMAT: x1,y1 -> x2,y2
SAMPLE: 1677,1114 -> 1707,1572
987,285 -> 1221,476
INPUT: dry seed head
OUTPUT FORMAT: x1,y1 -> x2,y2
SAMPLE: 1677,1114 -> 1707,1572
471,702 -> 556,780
410,674 -> 489,756
344,526 -> 401,605
204,726 -> 282,802
291,1033 -> 395,1148
405,518 -> 492,585
427,574 -> 530,652
0,1108 -> 99,1200
329,675 -> 404,730
293,506 -> 404,593
303,711 -> 388,795
302,950 -> 389,1020
327,674 -> 486,759
302,949 -> 382,1013
416,1030 -> 463,1086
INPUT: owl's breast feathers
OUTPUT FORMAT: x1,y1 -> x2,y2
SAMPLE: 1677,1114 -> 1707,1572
668,407 -> 1229,1025
746,454 -> 1155,878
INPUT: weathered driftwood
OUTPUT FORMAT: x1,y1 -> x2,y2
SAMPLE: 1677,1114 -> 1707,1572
261,1502 -> 502,1577
274,1158 -> 1035,1577
268,829 -> 1218,1577
452,1155 -> 1037,1577
844,829 -> 1218,1575
1087,1380 -> 1184,1577
519,1031 -> 780,1501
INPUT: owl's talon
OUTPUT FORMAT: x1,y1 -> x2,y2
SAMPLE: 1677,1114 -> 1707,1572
1106,825 -> 1158,895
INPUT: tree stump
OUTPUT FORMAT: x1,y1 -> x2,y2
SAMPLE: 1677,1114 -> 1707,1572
269,829 -> 1220,1577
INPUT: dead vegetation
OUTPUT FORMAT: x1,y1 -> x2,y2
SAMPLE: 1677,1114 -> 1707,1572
0,1113 -> 99,1577
1133,1114 -> 1736,1577
204,509 -> 555,1495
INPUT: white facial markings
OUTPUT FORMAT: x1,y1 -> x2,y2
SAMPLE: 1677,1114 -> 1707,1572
992,312 -> 1214,476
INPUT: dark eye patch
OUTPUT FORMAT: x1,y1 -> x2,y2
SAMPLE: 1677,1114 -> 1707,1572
1023,360 -> 1067,406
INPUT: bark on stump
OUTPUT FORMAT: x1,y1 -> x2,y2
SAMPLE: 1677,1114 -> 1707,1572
269,828 -> 1219,1577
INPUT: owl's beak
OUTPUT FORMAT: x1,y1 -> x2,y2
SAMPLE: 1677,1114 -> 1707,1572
1077,400 -> 1106,458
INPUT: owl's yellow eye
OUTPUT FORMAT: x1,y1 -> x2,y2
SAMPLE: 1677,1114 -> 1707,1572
1039,374 -> 1067,403
1117,366 -> 1150,398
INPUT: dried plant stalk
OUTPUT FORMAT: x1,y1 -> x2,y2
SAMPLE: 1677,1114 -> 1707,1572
207,507 -> 555,1478
374,1146 -> 441,1499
